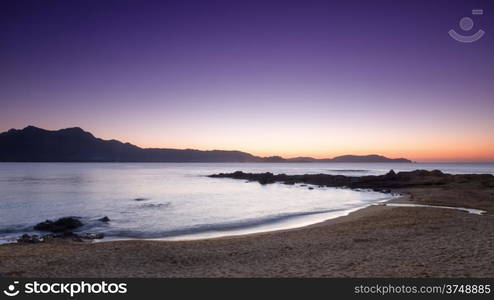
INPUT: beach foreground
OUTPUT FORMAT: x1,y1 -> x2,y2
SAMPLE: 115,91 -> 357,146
1,172 -> 494,278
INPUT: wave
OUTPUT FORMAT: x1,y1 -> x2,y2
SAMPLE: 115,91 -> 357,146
0,224 -> 33,234
102,208 -> 343,239
0,224 -> 39,244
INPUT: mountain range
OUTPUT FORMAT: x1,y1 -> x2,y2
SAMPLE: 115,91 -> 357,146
0,126 -> 412,163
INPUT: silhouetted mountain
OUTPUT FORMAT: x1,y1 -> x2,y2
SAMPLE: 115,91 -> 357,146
329,154 -> 411,163
288,155 -> 410,163
287,157 -> 319,162
0,126 -> 260,162
262,156 -> 286,162
0,126 -> 412,163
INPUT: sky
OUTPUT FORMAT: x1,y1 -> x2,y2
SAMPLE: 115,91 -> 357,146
1,0 -> 493,162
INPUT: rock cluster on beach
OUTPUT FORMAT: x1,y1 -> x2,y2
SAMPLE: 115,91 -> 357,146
17,232 -> 104,244
17,216 -> 108,244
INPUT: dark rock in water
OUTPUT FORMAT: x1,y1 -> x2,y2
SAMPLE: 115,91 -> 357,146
134,198 -> 149,201
34,217 -> 83,232
98,216 -> 110,222
17,234 -> 42,244
308,187 -> 314,190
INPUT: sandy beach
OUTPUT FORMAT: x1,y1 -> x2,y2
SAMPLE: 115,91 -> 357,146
1,172 -> 493,278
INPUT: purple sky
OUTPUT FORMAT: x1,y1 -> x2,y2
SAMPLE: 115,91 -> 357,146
1,0 -> 493,161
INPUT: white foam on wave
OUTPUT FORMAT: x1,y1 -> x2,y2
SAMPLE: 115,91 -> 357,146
381,203 -> 485,215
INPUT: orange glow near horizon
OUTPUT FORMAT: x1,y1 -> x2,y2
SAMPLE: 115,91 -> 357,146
2,90 -> 493,163
96,128 -> 494,163
1,120 -> 493,162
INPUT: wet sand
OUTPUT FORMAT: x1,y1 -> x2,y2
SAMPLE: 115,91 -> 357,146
1,177 -> 494,277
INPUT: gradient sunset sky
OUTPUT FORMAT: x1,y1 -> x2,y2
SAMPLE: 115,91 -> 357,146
1,0 -> 493,162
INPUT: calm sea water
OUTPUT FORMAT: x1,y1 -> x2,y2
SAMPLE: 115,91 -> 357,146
0,162 -> 492,243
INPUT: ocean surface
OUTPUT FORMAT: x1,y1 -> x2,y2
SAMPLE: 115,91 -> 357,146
0,162 -> 493,243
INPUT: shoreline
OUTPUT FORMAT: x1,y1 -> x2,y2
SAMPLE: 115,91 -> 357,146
1,170 -> 494,277
0,187 -> 397,246
1,191 -> 485,246
100,194 -> 402,243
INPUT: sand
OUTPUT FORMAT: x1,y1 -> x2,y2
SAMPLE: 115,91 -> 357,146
1,183 -> 493,278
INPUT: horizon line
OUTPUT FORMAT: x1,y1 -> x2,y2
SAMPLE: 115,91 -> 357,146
2,125 -> 493,164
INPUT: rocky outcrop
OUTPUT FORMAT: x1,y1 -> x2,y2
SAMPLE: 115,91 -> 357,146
16,216 -> 107,244
34,217 -> 83,233
209,170 -> 494,191
19,216 -> 106,243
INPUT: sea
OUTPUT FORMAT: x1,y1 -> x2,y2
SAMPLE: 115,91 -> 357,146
0,162 -> 493,243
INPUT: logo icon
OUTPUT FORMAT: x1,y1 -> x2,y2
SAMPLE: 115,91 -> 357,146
3,281 -> 20,297
449,9 -> 485,43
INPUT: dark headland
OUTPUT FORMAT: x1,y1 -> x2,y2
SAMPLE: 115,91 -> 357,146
0,126 -> 411,163
209,169 -> 494,192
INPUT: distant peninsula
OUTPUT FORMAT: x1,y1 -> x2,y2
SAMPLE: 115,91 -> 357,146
0,126 -> 412,163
